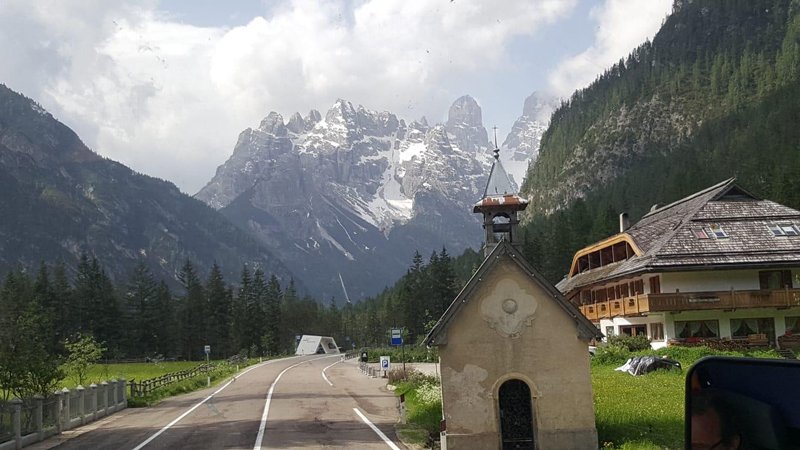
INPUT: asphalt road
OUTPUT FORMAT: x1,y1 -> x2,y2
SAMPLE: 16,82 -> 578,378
36,355 -> 406,450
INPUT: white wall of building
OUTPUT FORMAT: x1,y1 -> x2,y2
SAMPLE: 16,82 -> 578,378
600,307 -> 800,349
660,270 -> 760,292
660,268 -> 800,293
601,314 -> 668,349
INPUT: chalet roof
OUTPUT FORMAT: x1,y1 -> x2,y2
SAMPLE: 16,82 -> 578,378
558,178 -> 800,294
426,240 -> 603,346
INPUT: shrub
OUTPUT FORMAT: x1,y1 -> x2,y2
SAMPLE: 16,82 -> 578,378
593,344 -> 631,365
607,334 -> 651,352
394,373 -> 442,444
388,367 -> 411,383
360,346 -> 438,363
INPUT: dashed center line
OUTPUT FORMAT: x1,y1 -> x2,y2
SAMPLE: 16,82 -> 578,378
252,354 -> 338,449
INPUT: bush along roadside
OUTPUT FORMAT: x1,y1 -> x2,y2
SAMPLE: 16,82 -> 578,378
127,358 -> 260,407
360,346 -> 438,364
391,370 -> 442,448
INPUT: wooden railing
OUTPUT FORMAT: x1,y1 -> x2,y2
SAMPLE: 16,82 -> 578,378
128,364 -> 211,398
579,288 -> 800,320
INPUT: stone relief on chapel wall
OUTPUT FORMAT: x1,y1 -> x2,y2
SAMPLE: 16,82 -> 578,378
480,277 -> 537,338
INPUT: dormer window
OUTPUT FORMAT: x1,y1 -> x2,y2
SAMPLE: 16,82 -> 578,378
708,224 -> 728,238
769,223 -> 799,236
693,229 -> 709,239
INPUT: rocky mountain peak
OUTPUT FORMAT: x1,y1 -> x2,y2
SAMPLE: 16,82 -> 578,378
258,112 -> 288,137
286,112 -> 306,134
326,99 -> 357,123
500,92 -> 556,188
305,109 -> 322,125
447,95 -> 482,128
445,95 -> 489,156
196,95 -> 492,301
522,92 -> 557,122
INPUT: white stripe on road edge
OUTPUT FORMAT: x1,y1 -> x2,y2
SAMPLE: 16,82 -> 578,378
253,354 -> 337,449
132,358 -> 288,450
353,407 -> 402,450
321,359 -> 342,387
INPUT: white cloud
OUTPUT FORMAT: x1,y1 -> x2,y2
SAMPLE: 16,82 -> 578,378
0,0 -> 577,193
548,0 -> 672,98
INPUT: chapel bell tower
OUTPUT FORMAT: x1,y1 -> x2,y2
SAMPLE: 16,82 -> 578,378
473,146 -> 529,257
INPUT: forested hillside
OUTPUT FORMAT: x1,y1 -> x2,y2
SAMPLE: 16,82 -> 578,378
0,85 -> 295,291
519,0 -> 800,282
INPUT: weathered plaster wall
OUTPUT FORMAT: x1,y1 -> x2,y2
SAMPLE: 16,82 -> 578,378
439,256 -> 597,449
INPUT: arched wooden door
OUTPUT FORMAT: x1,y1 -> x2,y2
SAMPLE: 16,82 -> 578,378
498,379 -> 535,450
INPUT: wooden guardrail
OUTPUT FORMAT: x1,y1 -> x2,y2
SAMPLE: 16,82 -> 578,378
128,364 -> 212,398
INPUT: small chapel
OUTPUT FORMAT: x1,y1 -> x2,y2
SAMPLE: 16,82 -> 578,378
424,147 -> 602,450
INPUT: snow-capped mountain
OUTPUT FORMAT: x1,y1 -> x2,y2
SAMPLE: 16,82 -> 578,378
196,96 -> 492,301
500,92 -> 557,187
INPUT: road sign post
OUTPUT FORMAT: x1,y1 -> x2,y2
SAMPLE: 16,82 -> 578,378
390,328 -> 405,373
390,328 -> 402,346
380,356 -> 390,378
204,345 -> 211,386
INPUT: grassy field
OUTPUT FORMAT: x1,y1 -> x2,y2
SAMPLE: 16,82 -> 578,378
52,359 -> 261,407
593,364 -> 684,449
590,346 -> 780,450
393,346 -> 782,450
59,361 -> 203,388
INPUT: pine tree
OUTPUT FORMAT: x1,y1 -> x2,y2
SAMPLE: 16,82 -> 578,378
206,263 -> 233,358
51,260 -> 72,349
124,263 -> 158,357
153,281 -> 177,358
178,260 -> 205,360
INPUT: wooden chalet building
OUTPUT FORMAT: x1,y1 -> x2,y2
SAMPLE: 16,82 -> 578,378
558,178 -> 800,349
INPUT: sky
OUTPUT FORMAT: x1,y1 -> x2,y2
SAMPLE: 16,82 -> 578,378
0,0 -> 672,194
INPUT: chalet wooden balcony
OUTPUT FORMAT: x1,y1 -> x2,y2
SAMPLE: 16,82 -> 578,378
578,288 -> 800,321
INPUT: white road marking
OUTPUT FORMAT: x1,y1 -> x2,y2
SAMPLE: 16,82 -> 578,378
253,354 -> 338,449
131,358 -> 288,450
353,407 -> 401,450
321,359 -> 342,386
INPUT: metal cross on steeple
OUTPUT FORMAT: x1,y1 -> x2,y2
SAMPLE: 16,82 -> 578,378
492,126 -> 500,160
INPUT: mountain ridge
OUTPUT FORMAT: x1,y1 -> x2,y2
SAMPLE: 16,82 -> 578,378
0,83 -> 297,289
196,96 -> 498,300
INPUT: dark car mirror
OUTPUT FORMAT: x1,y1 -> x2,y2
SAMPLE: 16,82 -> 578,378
685,356 -> 800,450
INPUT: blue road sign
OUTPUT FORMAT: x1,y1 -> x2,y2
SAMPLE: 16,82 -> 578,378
390,328 -> 402,346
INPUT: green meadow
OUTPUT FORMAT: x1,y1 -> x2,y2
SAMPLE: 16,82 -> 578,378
394,345 -> 781,449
